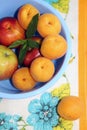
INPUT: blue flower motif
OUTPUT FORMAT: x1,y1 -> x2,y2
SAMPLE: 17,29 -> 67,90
0,113 -> 19,130
27,93 -> 59,130
43,0 -> 59,4
6,123 -> 18,130
0,113 -> 9,129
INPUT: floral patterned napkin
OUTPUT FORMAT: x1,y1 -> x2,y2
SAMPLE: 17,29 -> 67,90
0,0 -> 79,130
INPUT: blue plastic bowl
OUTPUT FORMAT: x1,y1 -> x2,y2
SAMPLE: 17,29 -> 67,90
0,0 -> 71,99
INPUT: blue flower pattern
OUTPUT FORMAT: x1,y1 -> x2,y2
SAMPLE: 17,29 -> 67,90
27,93 -> 59,130
0,113 -> 20,130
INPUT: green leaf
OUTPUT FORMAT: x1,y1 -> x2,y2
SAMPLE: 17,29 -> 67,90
26,14 -> 39,38
8,40 -> 25,49
18,117 -> 23,121
18,39 -> 39,65
51,83 -> 70,99
27,39 -> 40,48
18,43 -> 28,65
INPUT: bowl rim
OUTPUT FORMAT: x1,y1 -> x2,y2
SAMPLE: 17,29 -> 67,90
0,0 -> 71,99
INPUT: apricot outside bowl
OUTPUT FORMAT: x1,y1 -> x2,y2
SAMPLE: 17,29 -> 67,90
0,0 -> 71,99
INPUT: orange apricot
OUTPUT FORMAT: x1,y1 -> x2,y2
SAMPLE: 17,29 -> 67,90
40,34 -> 67,60
37,13 -> 61,37
18,4 -> 39,30
30,57 -> 55,82
57,96 -> 82,120
12,67 -> 36,91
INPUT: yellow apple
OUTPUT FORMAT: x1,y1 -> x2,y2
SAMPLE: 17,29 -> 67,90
0,45 -> 18,80
17,4 -> 39,30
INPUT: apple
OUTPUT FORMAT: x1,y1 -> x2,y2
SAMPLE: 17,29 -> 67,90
23,48 -> 41,66
0,17 -> 25,46
0,45 -> 18,80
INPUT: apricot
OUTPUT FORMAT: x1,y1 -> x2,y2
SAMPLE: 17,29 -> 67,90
57,96 -> 82,120
17,4 -> 39,30
37,13 -> 61,37
12,67 -> 36,91
40,34 -> 67,60
30,57 -> 55,82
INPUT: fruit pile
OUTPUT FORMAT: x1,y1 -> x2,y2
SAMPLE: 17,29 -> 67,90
0,4 -> 67,91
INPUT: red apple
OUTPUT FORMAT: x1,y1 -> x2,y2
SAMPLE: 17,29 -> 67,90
0,45 -> 18,80
31,36 -> 42,44
0,17 -> 25,46
23,48 -> 41,66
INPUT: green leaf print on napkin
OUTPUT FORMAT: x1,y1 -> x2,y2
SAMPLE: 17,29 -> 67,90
53,117 -> 73,130
51,83 -> 70,99
69,56 -> 75,64
52,0 -> 70,14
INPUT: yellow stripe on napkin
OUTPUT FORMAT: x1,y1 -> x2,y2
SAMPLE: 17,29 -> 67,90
79,0 -> 87,129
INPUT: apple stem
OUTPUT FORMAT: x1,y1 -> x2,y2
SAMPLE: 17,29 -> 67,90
4,53 -> 9,57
